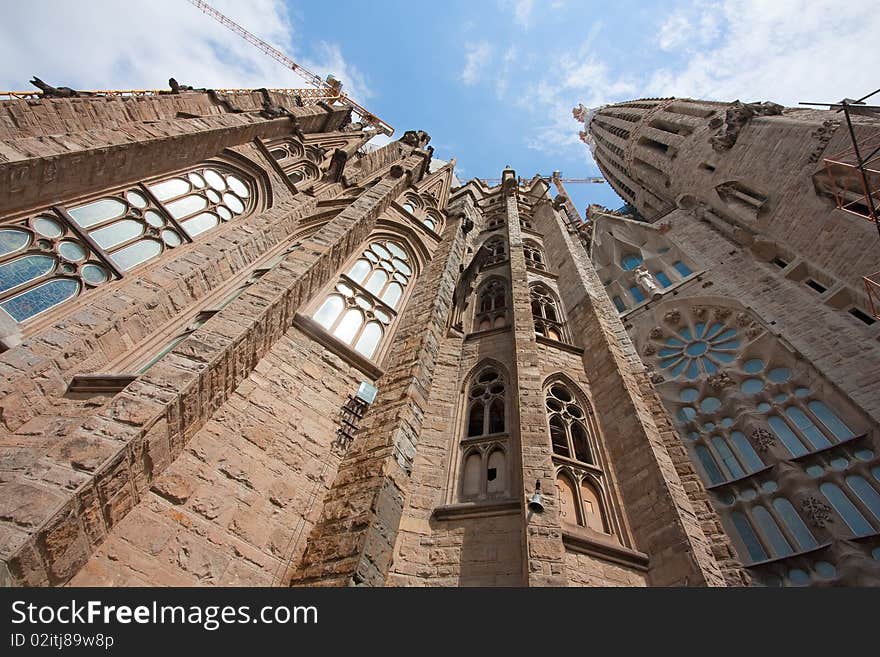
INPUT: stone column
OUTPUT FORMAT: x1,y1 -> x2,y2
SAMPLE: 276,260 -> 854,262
504,169 -> 568,586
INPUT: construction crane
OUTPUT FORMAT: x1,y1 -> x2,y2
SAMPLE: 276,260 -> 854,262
185,0 -> 393,136
477,176 -> 605,185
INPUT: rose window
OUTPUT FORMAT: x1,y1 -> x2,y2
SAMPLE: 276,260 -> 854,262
658,322 -> 740,379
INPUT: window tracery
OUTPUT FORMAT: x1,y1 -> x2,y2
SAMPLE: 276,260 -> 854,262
474,278 -> 508,332
482,236 -> 507,267
312,238 -> 414,360
0,163 -> 258,324
642,302 -> 875,582
530,283 -> 568,342
457,364 -> 509,502
523,240 -> 546,270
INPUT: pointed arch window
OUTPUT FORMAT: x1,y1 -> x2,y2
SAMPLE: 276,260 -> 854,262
0,162 -> 258,325
546,383 -> 593,464
474,278 -> 508,331
457,365 -> 509,502
523,240 -> 546,270
266,138 -> 322,187
466,367 -> 506,437
483,235 -> 507,266
531,283 -> 567,342
312,238 -> 415,360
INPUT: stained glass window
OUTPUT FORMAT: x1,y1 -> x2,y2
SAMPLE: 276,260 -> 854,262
0,162 -> 258,325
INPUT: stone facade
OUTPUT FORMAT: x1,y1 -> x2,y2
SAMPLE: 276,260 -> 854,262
580,97 -> 880,586
1,85 -> 741,588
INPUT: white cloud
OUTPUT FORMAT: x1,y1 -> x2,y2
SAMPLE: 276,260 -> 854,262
646,0 -> 880,105
461,41 -> 492,86
0,0 -> 372,102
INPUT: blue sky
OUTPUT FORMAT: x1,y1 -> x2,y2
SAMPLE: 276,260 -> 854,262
1,0 -> 878,214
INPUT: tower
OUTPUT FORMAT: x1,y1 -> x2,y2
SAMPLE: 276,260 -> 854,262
580,97 -> 880,585
0,84 -> 733,587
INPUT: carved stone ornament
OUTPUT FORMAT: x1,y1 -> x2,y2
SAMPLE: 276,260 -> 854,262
649,326 -> 664,340
801,496 -> 834,528
710,100 -> 784,152
663,309 -> 681,324
647,367 -> 665,384
714,307 -> 733,321
735,312 -> 752,327
708,371 -> 735,390
746,324 -> 763,339
749,428 -> 775,452
643,344 -> 657,356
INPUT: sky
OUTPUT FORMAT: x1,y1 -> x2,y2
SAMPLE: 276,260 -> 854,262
1,0 -> 878,214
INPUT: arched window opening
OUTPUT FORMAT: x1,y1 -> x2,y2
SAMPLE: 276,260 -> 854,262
465,367 -> 506,438
753,506 -> 793,558
772,498 -> 818,552
580,478 -> 607,533
486,214 -> 505,231
486,449 -> 506,495
483,236 -> 507,266
545,383 -> 593,465
531,284 -> 567,342
731,511 -> 769,563
0,162 -> 258,324
312,238 -> 414,360
474,278 -> 508,331
524,240 -> 546,270
462,452 -> 482,498
556,474 -> 579,525
820,482 -> 874,537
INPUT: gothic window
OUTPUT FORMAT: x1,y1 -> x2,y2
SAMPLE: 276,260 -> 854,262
457,365 -> 509,502
486,214 -> 505,231
474,278 -> 508,331
658,322 -> 739,379
523,240 -> 546,270
466,367 -> 506,437
546,383 -> 592,464
654,271 -> 673,287
530,283 -> 567,342
313,238 -> 414,359
0,163 -> 258,325
820,482 -> 874,537
521,216 -> 534,231
399,194 -> 443,232
483,236 -> 507,266
267,138 -> 321,187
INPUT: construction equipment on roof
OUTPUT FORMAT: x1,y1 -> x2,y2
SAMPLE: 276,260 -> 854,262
800,87 -> 880,320
186,0 -> 393,136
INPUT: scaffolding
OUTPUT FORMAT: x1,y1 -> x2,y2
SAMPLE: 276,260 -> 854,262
801,88 -> 880,319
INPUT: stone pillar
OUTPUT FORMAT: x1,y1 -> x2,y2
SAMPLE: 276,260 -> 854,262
291,177 -> 468,586
540,191 -> 727,586
505,169 -> 568,586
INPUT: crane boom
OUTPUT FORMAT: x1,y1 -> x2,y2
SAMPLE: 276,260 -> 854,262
477,177 -> 605,185
185,0 -> 393,135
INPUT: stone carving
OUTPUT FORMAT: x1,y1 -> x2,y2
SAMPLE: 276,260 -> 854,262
801,496 -> 834,528
735,312 -> 752,327
708,371 -> 735,390
29,76 -> 93,98
746,324 -> 762,339
714,307 -> 733,321
635,267 -> 661,299
646,367 -> 665,384
643,344 -> 656,356
710,101 -> 784,152
808,120 -> 841,163
399,130 -> 431,148
663,309 -> 681,324
693,306 -> 708,319
749,428 -> 775,452
649,326 -> 664,339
